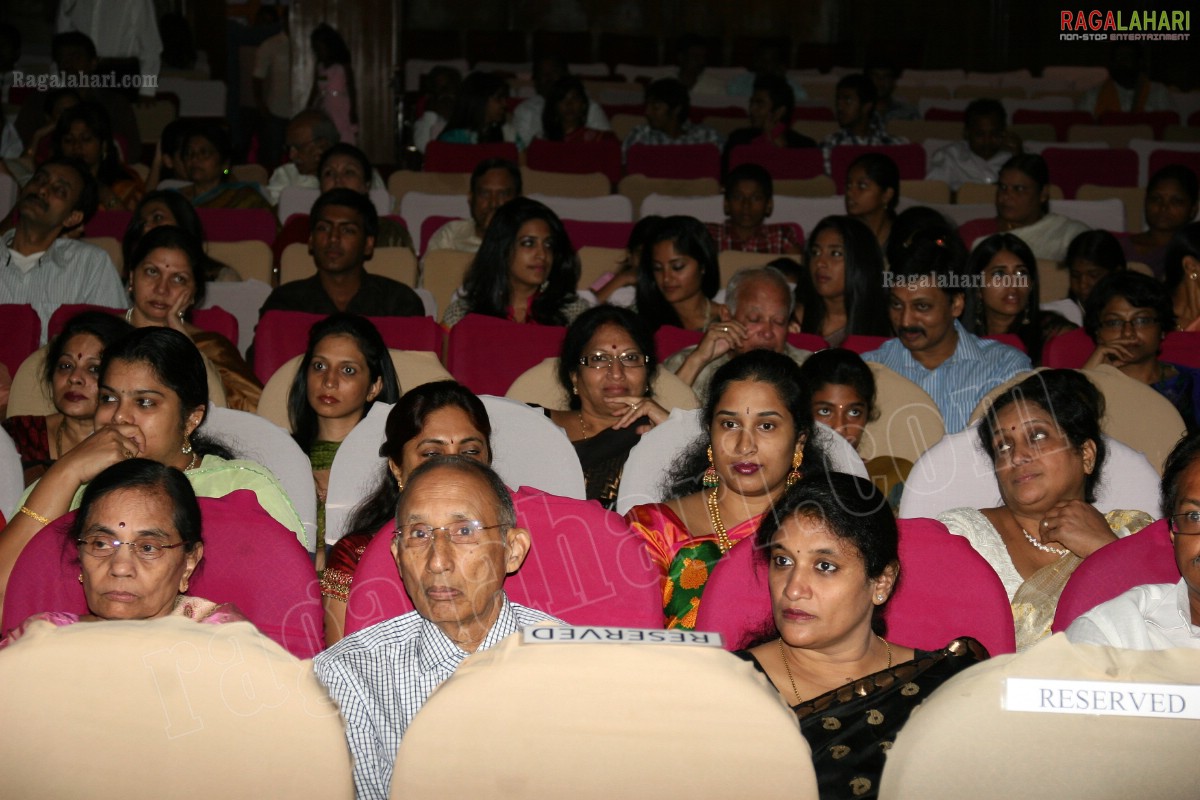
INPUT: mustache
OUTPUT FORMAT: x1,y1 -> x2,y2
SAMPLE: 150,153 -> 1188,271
898,326 -> 925,336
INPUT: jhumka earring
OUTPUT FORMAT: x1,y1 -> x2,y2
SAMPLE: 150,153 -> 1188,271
786,449 -> 804,488
703,446 -> 719,489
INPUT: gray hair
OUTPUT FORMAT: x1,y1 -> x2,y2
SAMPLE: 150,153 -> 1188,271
290,109 -> 341,145
725,266 -> 795,317
395,455 -> 516,530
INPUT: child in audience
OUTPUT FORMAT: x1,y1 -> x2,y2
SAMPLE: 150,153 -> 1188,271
706,163 -> 801,254
844,152 -> 899,249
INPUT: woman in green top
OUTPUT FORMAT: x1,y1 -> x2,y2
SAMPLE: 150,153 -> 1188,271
288,314 -> 400,554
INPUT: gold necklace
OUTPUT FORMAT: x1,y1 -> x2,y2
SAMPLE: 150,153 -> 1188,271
705,488 -> 734,553
577,411 -> 590,440
777,635 -> 893,705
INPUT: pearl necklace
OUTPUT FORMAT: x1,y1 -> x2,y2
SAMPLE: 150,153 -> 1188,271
777,635 -> 893,705
705,488 -> 734,554
1021,527 -> 1068,556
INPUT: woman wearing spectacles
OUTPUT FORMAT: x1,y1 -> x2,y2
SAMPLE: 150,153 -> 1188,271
1083,271 -> 1200,433
1067,431 -> 1200,649
0,459 -> 245,649
442,197 -> 590,328
546,306 -> 670,510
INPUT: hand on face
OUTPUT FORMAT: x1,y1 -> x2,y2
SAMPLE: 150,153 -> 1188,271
57,424 -> 144,484
696,319 -> 747,362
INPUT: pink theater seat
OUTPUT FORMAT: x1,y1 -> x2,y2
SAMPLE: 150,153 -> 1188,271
253,310 -> 442,383
885,518 -> 1017,656
1052,519 -> 1177,633
728,144 -> 824,180
957,216 -> 999,249
1099,111 -> 1180,140
420,214 -> 460,254
526,138 -> 623,186
47,304 -> 123,339
626,143 -> 721,181
191,306 -> 238,345
985,332 -> 1026,353
563,220 -> 634,249
1041,327 -> 1094,368
344,487 -> 662,636
1012,109 -> 1093,142
786,332 -> 830,352
691,535 -> 772,650
0,305 -> 40,377
424,141 -> 519,173
82,210 -> 133,239
1,491 -> 324,658
654,325 -> 703,361
842,334 -> 889,354
1148,149 -> 1200,180
794,106 -> 835,122
1163,331 -> 1200,369
1042,147 -> 1137,198
830,144 -> 927,193
196,208 -> 277,244
445,313 -> 567,396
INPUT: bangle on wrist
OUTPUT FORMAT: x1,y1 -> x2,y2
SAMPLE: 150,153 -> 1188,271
19,506 -> 51,525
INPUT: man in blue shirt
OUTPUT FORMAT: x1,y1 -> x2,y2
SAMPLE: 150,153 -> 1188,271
863,236 -> 1030,433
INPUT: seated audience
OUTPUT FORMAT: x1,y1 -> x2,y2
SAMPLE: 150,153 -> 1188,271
546,306 -> 670,509
13,88 -> 80,168
938,369 -> 1152,650
0,156 -> 127,342
289,314 -> 399,546
705,163 -> 801,254
862,231 -> 1030,433
885,206 -> 961,270
514,54 -> 610,145
123,226 -> 261,411
867,62 -> 920,123
844,152 -> 899,248
144,117 -> 195,191
721,74 -> 816,177
962,153 -> 1089,262
1121,165 -> 1198,280
927,98 -> 1021,192
52,102 -> 143,211
1067,431 -> 1200,649
177,123 -> 270,210
1044,229 -> 1127,326
635,216 -> 722,332
736,473 -> 986,799
1079,41 -> 1173,117
425,158 -> 521,254
0,327 -> 309,618
592,215 -> 661,306
0,458 -> 246,648
1165,221 -> 1200,332
964,232 -> 1075,364
259,189 -> 423,317
321,381 -> 493,645
819,73 -> 904,175
436,71 -> 516,147
621,78 -> 722,163
2,311 -> 132,485
666,266 -> 811,398
314,457 -> 560,800
673,34 -> 725,95
725,42 -> 807,101
794,216 -> 891,347
1083,271 -> 1199,433
267,110 -> 363,205
539,76 -> 617,145
627,351 -> 827,628
412,67 -> 461,154
123,190 -> 239,281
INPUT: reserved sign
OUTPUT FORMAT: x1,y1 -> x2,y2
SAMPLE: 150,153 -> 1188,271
522,626 -> 724,647
1006,678 -> 1200,719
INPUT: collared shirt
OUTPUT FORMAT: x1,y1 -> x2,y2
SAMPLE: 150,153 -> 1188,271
314,597 -> 561,800
861,320 -> 1030,433
819,122 -> 906,174
0,230 -> 128,343
425,218 -> 481,254
704,222 -> 800,254
265,162 -> 387,206
621,121 -> 724,162
258,270 -> 423,318
1066,579 -> 1200,651
926,140 -> 1015,192
512,95 -> 611,150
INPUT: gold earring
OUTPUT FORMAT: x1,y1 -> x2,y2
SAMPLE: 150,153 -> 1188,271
786,449 -> 804,488
703,446 -> 718,489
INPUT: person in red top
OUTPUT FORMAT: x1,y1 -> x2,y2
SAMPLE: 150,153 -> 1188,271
706,163 -> 801,255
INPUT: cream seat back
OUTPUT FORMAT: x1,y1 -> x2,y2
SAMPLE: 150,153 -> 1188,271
858,363 -> 946,464
505,356 -> 699,412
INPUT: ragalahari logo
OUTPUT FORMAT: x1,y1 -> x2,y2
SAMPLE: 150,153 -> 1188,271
1060,9 -> 1191,41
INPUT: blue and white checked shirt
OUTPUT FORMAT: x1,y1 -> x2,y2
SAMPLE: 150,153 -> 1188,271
314,596 -> 561,800
862,321 -> 1031,434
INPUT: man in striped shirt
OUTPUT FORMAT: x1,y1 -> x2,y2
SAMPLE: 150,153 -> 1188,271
314,457 -> 561,800
0,156 -> 126,342
863,235 -> 1030,433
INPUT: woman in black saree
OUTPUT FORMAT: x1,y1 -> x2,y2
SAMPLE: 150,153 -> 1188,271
736,472 -> 987,800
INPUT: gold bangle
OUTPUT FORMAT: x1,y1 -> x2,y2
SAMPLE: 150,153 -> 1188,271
18,506 -> 51,525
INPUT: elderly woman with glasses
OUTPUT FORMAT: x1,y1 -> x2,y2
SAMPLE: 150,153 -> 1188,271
1067,431 -> 1200,649
0,458 -> 245,649
544,306 -> 670,510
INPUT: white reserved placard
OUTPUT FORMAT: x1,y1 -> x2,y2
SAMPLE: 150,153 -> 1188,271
1006,678 -> 1200,719
522,626 -> 724,648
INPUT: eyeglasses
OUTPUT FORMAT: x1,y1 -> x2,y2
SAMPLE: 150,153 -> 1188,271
394,520 -> 505,549
1098,316 -> 1159,332
77,536 -> 187,561
1168,511 -> 1200,536
578,352 -> 648,370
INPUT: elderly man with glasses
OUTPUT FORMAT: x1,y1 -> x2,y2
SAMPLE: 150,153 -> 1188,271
314,456 -> 561,800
